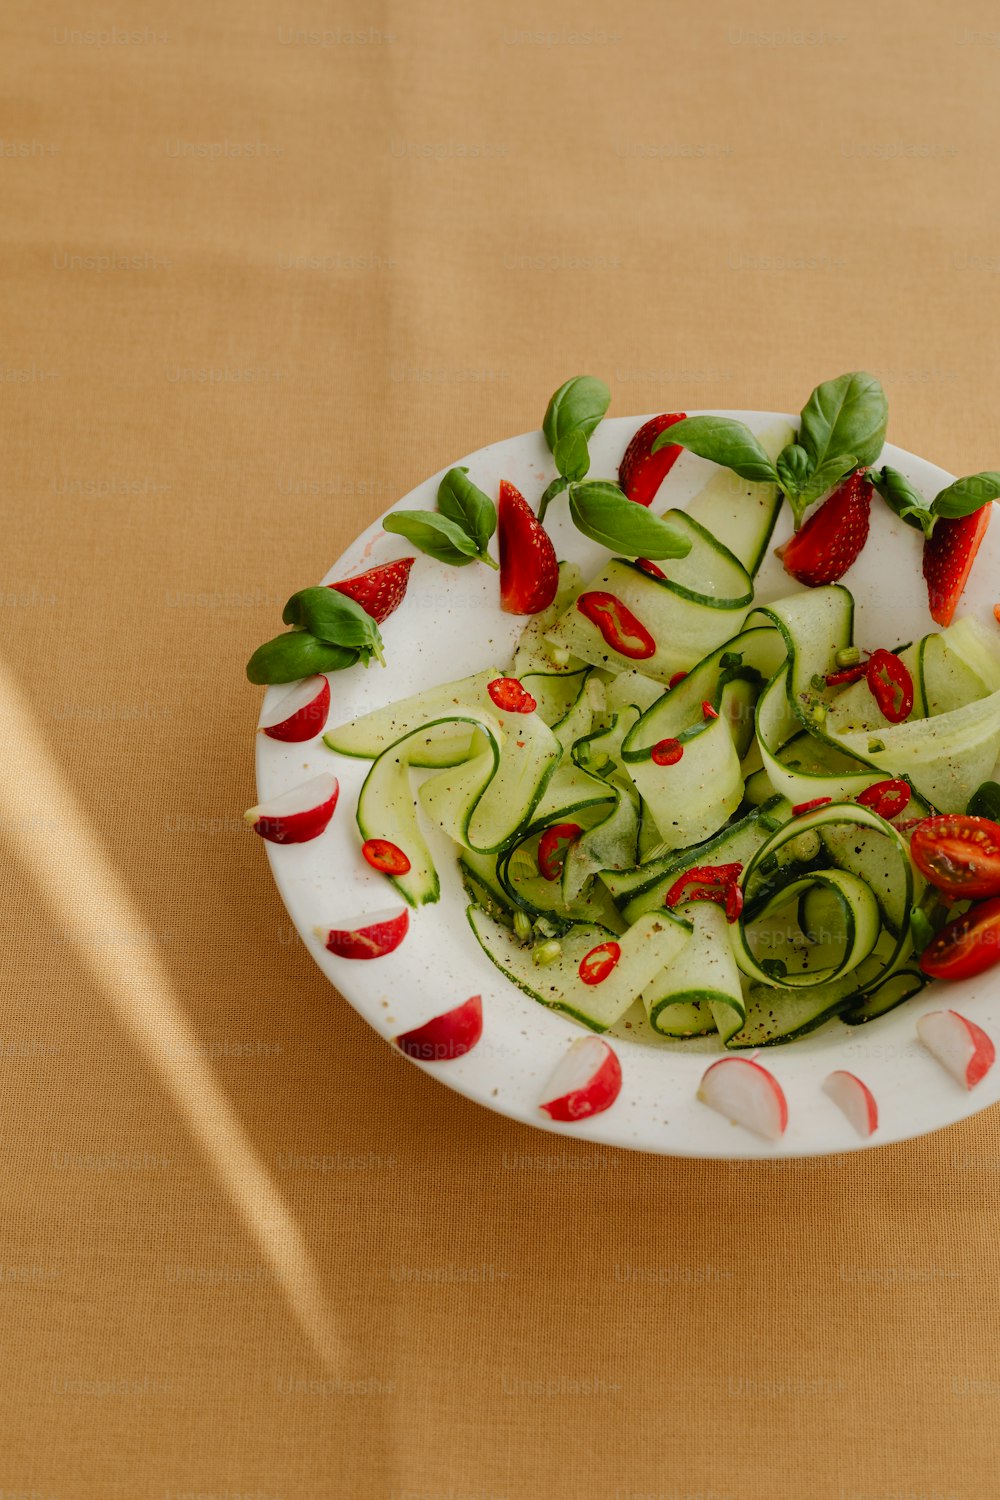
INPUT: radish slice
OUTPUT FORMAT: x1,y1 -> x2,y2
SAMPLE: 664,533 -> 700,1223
917,1009 -> 996,1089
260,676 -> 331,741
318,907 -> 409,960
538,1036 -> 622,1122
697,1057 -> 788,1141
395,995 -> 483,1061
244,773 -> 339,844
823,1070 -> 878,1137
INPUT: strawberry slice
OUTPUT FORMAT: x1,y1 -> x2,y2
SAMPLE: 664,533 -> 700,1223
498,480 -> 559,615
776,469 -> 872,586
329,557 -> 415,623
923,506 -> 993,626
618,414 -> 686,506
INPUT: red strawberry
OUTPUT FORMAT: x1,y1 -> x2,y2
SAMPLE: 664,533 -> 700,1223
329,557 -> 414,623
618,413 -> 686,507
498,480 -> 559,614
923,506 -> 993,626
776,469 -> 873,587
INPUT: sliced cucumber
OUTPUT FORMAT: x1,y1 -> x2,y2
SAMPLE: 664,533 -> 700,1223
467,904 -> 691,1032
643,900 -> 745,1042
939,615 -> 1000,694
919,632 -> 988,717
684,418 -> 795,575
357,743 -> 441,907
824,643 -> 925,737
419,708 -> 561,854
521,668 -> 592,728
324,669 -> 499,759
512,561 -> 587,676
626,711 -> 744,851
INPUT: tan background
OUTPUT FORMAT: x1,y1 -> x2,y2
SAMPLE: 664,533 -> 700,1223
2,1 -> 999,1497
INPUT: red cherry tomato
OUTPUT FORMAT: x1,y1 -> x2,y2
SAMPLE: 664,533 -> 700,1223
856,779 -> 911,821
651,738 -> 684,766
909,816 -> 1000,899
576,592 -> 656,660
537,823 -> 583,882
920,897 -> 1000,981
487,677 -> 537,714
578,941 -> 622,986
866,648 -> 914,723
361,838 -> 411,875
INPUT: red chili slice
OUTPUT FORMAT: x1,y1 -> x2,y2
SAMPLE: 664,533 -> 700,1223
856,779 -> 911,821
576,591 -> 656,660
668,671 -> 688,689
636,558 -> 667,580
651,738 -> 684,766
825,665 -> 867,687
537,823 -> 583,882
665,863 -> 744,923
909,815 -> 1000,899
361,838 -> 411,875
487,677 -> 537,714
702,701 -> 719,720
792,797 -> 832,817
866,648 -> 914,724
578,940 -> 622,986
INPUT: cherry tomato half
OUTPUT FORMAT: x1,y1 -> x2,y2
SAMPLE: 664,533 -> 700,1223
920,896 -> 1000,981
578,941 -> 622,986
537,823 -> 583,882
576,591 -> 656,660
866,648 -> 914,724
361,838 -> 411,875
909,816 -> 1000,899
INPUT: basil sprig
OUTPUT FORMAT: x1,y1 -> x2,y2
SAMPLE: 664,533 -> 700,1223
969,780 -> 1000,820
567,481 -> 691,558
870,467 -> 1000,538
383,467 -> 499,568
538,375 -> 610,517
247,586 -> 385,685
651,371 -> 888,529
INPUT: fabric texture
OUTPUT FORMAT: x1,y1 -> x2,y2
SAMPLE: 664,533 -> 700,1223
2,2 -> 999,1496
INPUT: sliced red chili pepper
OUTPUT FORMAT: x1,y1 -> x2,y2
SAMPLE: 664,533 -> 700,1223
361,838 -> 411,875
702,701 -> 719,720
578,940 -> 622,986
667,671 -> 688,689
825,665 -> 867,687
636,558 -> 667,580
537,823 -> 582,882
651,738 -> 684,766
792,797 -> 832,817
665,863 -> 743,917
856,779 -> 911,821
487,677 -> 537,714
909,815 -> 1000,899
866,648 -> 914,724
576,591 -> 656,660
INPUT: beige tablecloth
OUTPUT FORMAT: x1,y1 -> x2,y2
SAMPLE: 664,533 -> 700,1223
3,2 -> 1000,1496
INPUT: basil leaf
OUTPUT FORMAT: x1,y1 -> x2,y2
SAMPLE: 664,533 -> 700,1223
537,474 -> 569,520
437,467 -> 497,552
652,416 -> 778,484
969,780 -> 1000,820
247,630 -> 359,685
775,444 -> 812,498
932,472 -> 1000,520
282,586 -> 382,652
553,427 -> 591,483
799,371 -> 888,471
870,466 -> 935,536
798,453 -> 859,506
542,376 -> 610,453
383,510 -> 481,566
567,481 -> 693,559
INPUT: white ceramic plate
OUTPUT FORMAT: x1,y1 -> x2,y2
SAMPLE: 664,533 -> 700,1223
254,412 -> 1000,1158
